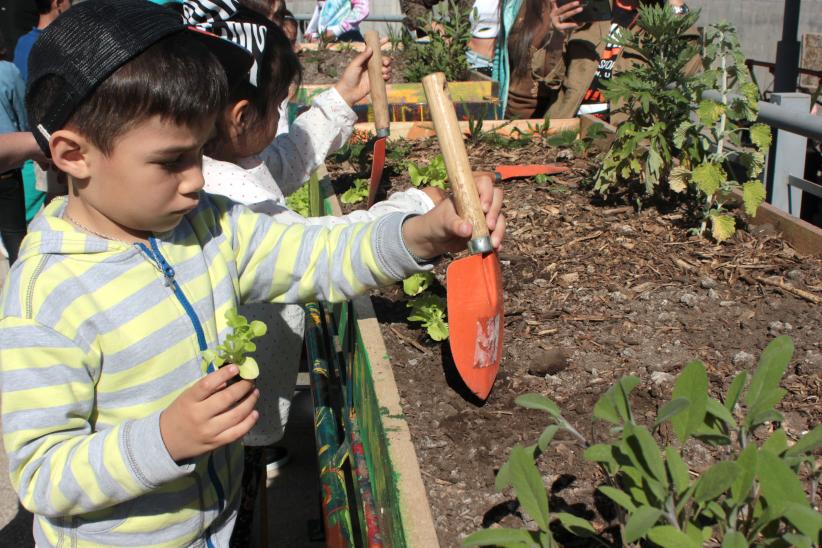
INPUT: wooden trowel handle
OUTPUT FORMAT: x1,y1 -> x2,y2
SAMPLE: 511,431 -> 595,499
364,31 -> 389,135
422,72 -> 491,254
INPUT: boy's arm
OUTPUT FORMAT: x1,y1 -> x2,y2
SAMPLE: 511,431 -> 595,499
0,318 -> 194,517
258,88 -> 356,196
220,198 -> 427,305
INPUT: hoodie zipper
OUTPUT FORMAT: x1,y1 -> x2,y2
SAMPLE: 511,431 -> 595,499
138,237 -> 226,547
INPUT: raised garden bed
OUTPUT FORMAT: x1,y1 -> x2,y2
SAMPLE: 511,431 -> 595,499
315,127 -> 822,546
292,47 -> 500,124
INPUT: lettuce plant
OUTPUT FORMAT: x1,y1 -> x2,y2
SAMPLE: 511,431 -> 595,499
201,309 -> 267,380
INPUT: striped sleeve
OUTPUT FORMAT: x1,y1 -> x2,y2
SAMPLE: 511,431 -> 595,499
0,317 -> 194,517
224,200 -> 426,305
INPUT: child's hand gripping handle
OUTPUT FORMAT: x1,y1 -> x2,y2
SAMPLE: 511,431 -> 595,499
422,72 -> 491,254
364,30 -> 389,137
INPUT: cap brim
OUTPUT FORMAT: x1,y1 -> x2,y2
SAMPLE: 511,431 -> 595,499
186,26 -> 254,88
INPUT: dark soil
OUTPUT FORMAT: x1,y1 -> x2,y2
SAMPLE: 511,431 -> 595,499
299,46 -> 413,86
326,138 -> 822,547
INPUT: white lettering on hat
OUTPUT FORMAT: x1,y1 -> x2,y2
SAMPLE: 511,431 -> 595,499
37,124 -> 52,142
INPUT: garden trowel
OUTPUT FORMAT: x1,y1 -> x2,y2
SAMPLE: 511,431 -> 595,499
491,164 -> 568,182
422,72 -> 504,401
364,30 -> 390,208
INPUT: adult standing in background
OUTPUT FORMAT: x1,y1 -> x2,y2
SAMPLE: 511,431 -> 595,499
0,0 -> 37,55
546,0 -> 700,122
0,31 -> 29,264
492,0 -> 579,119
13,0 -> 71,81
13,0 -> 71,218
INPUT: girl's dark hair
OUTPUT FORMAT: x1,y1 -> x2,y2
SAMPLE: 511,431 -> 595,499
504,0 -> 552,79
27,31 -> 229,155
226,19 -> 301,125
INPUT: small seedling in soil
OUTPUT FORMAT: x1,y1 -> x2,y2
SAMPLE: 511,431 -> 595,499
408,154 -> 448,189
406,295 -> 449,341
340,177 -> 369,204
201,309 -> 267,380
403,272 -> 435,296
465,336 -> 822,547
286,182 -> 310,217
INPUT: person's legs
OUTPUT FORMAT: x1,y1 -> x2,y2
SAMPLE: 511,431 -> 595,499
336,28 -> 364,42
0,170 -> 28,264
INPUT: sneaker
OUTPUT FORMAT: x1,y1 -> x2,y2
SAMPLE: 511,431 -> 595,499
265,446 -> 290,472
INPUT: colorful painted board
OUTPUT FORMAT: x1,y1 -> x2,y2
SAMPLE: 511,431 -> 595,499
290,80 -> 501,124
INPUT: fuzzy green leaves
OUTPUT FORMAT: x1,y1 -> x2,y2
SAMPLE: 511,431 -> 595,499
692,163 -> 727,197
202,309 -> 267,380
670,361 -> 708,444
742,181 -> 766,216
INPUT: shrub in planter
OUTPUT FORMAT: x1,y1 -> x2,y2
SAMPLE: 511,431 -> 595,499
594,6 -> 771,242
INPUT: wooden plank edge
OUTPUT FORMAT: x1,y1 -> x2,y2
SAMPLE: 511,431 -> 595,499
352,295 -> 440,548
321,184 -> 439,546
354,118 -> 580,141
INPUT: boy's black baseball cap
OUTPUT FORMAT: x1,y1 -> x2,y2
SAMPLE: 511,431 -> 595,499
27,0 -> 254,156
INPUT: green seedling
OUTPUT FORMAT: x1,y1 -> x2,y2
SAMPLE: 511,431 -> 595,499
406,295 -> 449,341
201,309 -> 267,380
340,178 -> 369,204
402,272 -> 435,296
408,154 -> 448,189
286,183 -> 310,217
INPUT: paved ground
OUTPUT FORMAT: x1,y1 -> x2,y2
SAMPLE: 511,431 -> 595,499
0,256 -> 324,546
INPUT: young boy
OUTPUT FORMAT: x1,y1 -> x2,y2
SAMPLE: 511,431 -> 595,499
0,1 -> 504,546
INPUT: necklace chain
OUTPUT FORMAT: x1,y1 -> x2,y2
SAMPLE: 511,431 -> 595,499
63,211 -> 137,245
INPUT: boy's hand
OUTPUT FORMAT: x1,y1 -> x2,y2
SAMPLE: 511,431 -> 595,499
160,365 -> 259,462
402,173 -> 505,260
334,41 -> 392,107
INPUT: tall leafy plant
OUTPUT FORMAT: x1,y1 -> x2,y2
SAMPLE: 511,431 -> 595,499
464,336 -> 822,547
594,6 -> 772,242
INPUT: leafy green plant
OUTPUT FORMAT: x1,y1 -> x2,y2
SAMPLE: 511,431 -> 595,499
465,336 -> 822,547
331,137 -> 370,173
406,295 -> 449,341
408,154 -> 448,189
201,309 -> 267,380
340,177 -> 369,204
467,113 -> 532,149
401,0 -> 472,83
403,272 -> 435,296
594,5 -> 701,200
386,139 -> 413,163
534,173 -> 555,186
594,6 -> 771,242
286,182 -> 310,217
669,23 -> 772,241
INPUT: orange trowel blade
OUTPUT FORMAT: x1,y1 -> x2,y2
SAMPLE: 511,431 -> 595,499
446,251 -> 504,400
366,136 -> 386,207
494,164 -> 568,181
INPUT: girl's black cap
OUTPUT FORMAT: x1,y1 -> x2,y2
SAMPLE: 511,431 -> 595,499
26,0 -> 254,155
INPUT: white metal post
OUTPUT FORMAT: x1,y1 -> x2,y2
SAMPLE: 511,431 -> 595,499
766,92 -> 810,216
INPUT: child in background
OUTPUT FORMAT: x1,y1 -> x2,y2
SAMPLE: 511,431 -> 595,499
0,1 -> 504,546
305,0 -> 370,42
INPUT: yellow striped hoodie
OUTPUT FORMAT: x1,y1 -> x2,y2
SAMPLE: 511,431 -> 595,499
0,193 -> 425,547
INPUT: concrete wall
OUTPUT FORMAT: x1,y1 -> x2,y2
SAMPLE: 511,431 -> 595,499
688,0 -> 821,64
